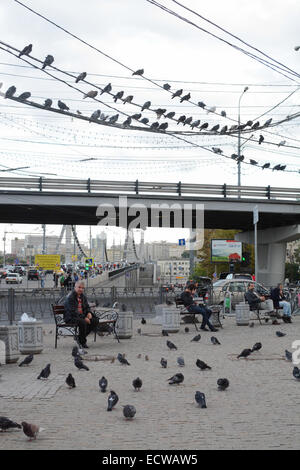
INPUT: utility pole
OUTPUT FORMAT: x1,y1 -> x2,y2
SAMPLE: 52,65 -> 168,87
42,224 -> 46,254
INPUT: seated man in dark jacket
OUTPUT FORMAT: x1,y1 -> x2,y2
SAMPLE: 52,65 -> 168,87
245,282 -> 279,323
271,283 -> 292,323
181,284 -> 218,332
64,280 -> 99,348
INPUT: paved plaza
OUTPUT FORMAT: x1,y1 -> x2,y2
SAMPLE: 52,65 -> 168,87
0,315 -> 299,450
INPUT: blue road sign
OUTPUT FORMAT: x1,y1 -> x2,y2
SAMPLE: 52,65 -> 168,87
179,239 -> 186,246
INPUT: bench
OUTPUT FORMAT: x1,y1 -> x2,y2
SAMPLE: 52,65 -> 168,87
243,295 -> 281,324
52,304 -> 120,348
175,297 -> 199,331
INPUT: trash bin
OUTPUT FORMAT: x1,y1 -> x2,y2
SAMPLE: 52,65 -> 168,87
152,304 -> 164,325
116,310 -> 133,339
235,302 -> 250,326
162,306 -> 180,333
0,325 -> 20,364
18,320 -> 44,354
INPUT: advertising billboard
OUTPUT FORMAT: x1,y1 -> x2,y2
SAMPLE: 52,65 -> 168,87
35,254 -> 61,271
211,239 -> 242,263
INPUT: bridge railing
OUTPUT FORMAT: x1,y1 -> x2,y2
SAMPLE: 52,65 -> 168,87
0,177 -> 299,200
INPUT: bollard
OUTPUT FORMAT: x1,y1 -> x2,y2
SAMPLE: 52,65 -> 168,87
162,305 -> 180,333
8,288 -> 15,325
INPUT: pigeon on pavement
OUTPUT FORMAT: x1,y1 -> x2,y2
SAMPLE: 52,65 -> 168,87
99,376 -> 108,393
160,358 -> 167,368
19,354 -> 34,367
191,334 -> 201,342
132,377 -> 142,391
251,342 -> 262,352
217,378 -> 229,391
237,349 -> 252,359
21,421 -> 44,441
211,336 -> 221,345
107,390 -> 119,411
177,357 -> 185,367
195,391 -> 207,408
66,373 -> 76,389
276,331 -> 286,337
196,359 -> 211,370
166,340 -> 177,350
0,416 -> 22,431
123,405 -> 136,419
285,350 -> 293,361
162,329 -> 169,336
293,367 -> 300,380
74,356 -> 89,371
37,363 -> 51,379
117,353 -> 130,365
168,373 -> 184,385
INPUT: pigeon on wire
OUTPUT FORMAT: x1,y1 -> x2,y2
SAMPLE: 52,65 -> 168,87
293,367 -> 300,380
276,331 -> 286,337
210,124 -> 220,132
245,120 -> 253,127
0,416 -> 22,431
177,357 -> 185,367
172,89 -> 183,99
237,348 -> 252,359
158,122 -> 168,131
19,354 -> 34,367
132,377 -> 143,391
258,135 -> 264,145
58,100 -> 70,111
131,113 -> 142,120
252,121 -> 260,130
75,72 -> 87,83
221,110 -> 227,117
66,373 -> 76,389
109,114 -> 119,124
217,378 -> 229,391
211,336 -> 221,345
191,120 -> 200,129
74,356 -> 89,371
251,342 -> 262,352
83,90 -> 98,99
278,140 -> 286,147
21,421 -> 45,441
168,373 -> 184,385
262,163 -> 270,169
100,83 -> 112,95
107,390 -> 119,411
167,340 -> 177,350
177,115 -> 186,125
5,86 -> 16,99
37,363 -> 51,379
99,376 -> 108,393
123,117 -> 132,127
19,44 -> 32,57
165,111 -> 176,119
195,391 -> 207,408
250,159 -> 258,165
198,101 -> 206,108
123,95 -> 134,104
199,122 -> 209,130
285,350 -> 293,361
42,54 -> 54,69
141,100 -> 151,111
89,110 -> 101,122
191,334 -> 201,342
220,125 -> 228,134
160,358 -> 167,368
18,92 -> 31,101
113,91 -> 124,102
123,405 -> 136,419
154,108 -> 166,119
132,68 -> 144,76
196,359 -> 211,370
163,83 -> 171,90
212,147 -> 223,154
180,92 -> 191,103
117,353 -> 130,365
44,98 -> 52,108
150,122 -> 160,130
183,116 -> 193,126
140,117 -> 149,125
236,155 -> 244,163
263,118 -> 272,127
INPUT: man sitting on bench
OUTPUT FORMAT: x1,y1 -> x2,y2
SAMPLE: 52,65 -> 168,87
64,280 -> 99,348
181,284 -> 218,332
245,282 -> 280,324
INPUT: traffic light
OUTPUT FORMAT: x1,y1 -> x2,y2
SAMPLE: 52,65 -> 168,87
241,252 -> 250,267
85,258 -> 93,270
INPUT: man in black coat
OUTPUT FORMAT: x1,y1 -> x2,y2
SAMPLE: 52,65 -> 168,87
64,280 -> 99,348
181,284 -> 218,332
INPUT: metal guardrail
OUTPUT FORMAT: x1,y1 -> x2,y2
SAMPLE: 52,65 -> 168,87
0,177 -> 299,200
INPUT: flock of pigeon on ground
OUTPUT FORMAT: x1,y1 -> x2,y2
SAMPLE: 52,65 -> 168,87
0,316 -> 299,441
1,43 -> 289,172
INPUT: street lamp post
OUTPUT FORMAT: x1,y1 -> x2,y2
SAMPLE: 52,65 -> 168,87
237,86 -> 249,192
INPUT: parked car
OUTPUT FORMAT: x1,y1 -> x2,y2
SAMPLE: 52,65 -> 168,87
5,272 -> 22,284
27,269 -> 39,281
226,273 -> 253,280
13,266 -> 26,276
212,279 -> 270,310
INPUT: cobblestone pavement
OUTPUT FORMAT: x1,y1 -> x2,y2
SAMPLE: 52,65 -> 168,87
0,315 -> 300,450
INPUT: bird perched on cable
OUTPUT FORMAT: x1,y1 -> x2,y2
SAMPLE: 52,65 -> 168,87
5,86 -> 16,99
117,353 -> 130,365
57,100 -> 69,111
172,89 -> 183,99
220,125 -> 228,134
165,111 -> 176,119
177,115 -> 186,125
89,110 -> 101,122
0,416 -> 22,432
75,71 -> 87,83
141,100 -> 151,111
99,376 -> 108,393
263,118 -> 272,127
251,342 -> 262,352
211,336 -> 221,345
150,121 -> 159,130
123,95 -> 134,104
199,122 -> 209,130
198,101 -> 206,108
180,92 -> 191,103
140,117 -> 149,125
100,83 -> 112,95
163,83 -> 171,90
252,121 -> 260,130
258,135 -> 264,145
113,91 -> 124,103
196,359 -> 211,370
74,356 -> 89,371
100,113 -> 108,121
160,357 -> 167,368
237,348 -> 252,359
276,331 -> 286,337
177,357 -> 185,367
158,122 -> 168,131
293,367 -> 300,380
131,113 -> 142,120
245,120 -> 253,127
229,125 -> 238,132
66,373 -> 76,389
37,363 -> 51,379
19,354 -> 34,367
221,110 -> 227,117
262,163 -> 270,169
18,92 -> 31,101
19,44 -> 32,57
167,340 -> 177,350
83,90 -> 98,99
285,350 -> 293,361
231,154 -> 238,160
250,159 -> 258,165
210,124 -> 220,132
132,68 -> 144,76
183,116 -> 193,126
236,155 -> 244,163
278,140 -> 286,147
154,108 -> 166,119
191,119 -> 200,129
279,165 -> 286,171
195,391 -> 207,408
132,377 -> 142,391
168,373 -> 184,385
191,334 -> 201,342
217,378 -> 229,391
212,147 -> 223,154
123,117 -> 132,127
272,164 -> 282,171
42,54 -> 54,69
123,405 -> 136,419
21,421 -> 44,441
44,98 -> 52,108
108,114 -> 118,124
107,390 -> 119,411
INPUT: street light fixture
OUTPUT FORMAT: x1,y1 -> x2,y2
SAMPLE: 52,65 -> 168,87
237,87 -> 249,192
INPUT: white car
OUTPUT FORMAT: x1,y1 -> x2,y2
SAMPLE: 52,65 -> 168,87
5,272 -> 22,284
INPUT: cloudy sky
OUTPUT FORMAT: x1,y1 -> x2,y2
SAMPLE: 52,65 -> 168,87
0,0 -> 299,250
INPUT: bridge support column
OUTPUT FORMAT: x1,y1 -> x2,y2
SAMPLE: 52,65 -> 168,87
235,225 -> 300,286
